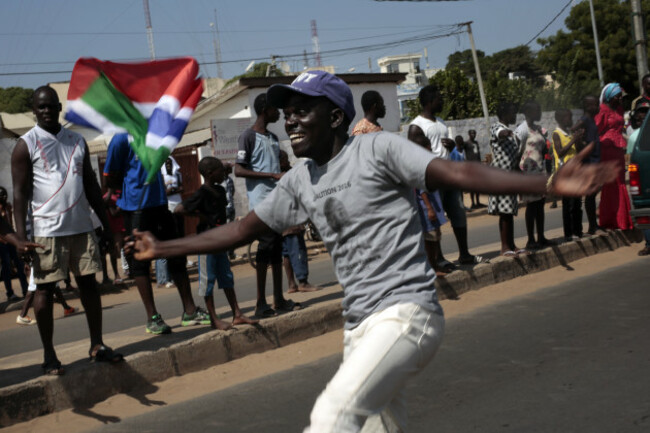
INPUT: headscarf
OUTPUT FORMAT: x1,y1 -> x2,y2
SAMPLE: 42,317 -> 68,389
600,82 -> 623,104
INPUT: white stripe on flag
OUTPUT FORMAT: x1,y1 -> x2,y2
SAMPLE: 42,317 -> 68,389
154,95 -> 181,116
133,102 -> 158,118
176,107 -> 194,122
145,132 -> 179,151
66,99 -> 128,134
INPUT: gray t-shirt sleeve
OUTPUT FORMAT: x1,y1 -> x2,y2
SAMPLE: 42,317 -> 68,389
370,132 -> 435,191
236,128 -> 255,166
254,171 -> 308,233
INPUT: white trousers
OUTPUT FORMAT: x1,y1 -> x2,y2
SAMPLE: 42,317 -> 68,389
304,302 -> 445,433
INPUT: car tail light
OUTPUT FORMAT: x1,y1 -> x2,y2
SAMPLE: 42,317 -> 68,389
635,216 -> 650,225
629,163 -> 640,196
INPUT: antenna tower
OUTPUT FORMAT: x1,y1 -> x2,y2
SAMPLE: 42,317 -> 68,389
211,9 -> 224,79
311,20 -> 322,67
143,0 -> 156,60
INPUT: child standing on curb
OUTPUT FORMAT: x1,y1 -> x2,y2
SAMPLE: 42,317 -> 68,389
552,109 -> 585,241
174,157 -> 258,329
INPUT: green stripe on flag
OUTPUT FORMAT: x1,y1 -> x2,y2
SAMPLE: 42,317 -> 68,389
82,73 -> 163,181
144,146 -> 171,184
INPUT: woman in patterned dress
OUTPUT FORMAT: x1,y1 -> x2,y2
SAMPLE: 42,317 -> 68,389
517,100 -> 552,249
489,102 -> 526,256
595,83 -> 633,230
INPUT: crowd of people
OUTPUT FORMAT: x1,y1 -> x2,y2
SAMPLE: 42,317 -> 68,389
0,69 -> 635,431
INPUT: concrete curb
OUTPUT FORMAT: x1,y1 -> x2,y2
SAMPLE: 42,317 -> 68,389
0,230 -> 636,427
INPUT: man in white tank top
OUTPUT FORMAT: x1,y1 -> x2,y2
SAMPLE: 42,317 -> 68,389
11,86 -> 123,375
408,85 -> 485,267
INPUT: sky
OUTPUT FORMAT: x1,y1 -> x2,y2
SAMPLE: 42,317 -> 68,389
0,0 -> 576,90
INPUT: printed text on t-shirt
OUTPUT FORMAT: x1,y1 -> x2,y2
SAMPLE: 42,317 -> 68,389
313,181 -> 351,201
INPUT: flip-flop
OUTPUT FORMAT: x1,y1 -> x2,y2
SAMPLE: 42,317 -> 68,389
638,247 -> 650,256
274,299 -> 302,312
501,250 -> 517,257
515,248 -> 532,256
89,345 -> 124,364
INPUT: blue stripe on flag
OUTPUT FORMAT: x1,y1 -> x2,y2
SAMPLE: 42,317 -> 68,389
167,118 -> 189,141
64,110 -> 97,129
148,107 -> 188,142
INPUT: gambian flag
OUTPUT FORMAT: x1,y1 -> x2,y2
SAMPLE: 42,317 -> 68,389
65,57 -> 203,183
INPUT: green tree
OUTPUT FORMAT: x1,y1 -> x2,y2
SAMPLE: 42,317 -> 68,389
403,68 -> 538,121
537,0 -> 650,100
488,45 -> 545,85
445,49 -> 486,79
0,87 -> 33,113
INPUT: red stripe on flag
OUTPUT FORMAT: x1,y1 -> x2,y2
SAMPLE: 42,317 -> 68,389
67,57 -> 201,104
67,58 -> 101,100
182,78 -> 204,109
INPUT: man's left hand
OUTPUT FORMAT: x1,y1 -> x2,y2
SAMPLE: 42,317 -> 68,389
551,143 -> 619,197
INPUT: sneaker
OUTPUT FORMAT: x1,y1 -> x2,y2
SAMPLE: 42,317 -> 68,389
181,307 -> 211,326
16,315 -> 36,325
146,314 -> 172,335
63,306 -> 76,317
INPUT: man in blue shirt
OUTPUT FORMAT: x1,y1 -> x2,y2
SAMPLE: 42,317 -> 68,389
104,133 -> 210,334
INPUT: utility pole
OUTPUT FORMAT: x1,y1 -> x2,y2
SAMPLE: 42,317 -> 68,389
210,9 -> 223,79
588,0 -> 604,88
143,0 -> 155,60
631,0 -> 649,90
462,22 -> 490,137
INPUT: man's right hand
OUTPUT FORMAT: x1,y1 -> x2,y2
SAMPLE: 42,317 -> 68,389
125,229 -> 160,261
427,208 -> 438,223
4,234 -> 45,264
271,172 -> 284,181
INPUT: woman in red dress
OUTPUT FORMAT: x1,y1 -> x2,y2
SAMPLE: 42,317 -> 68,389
595,83 -> 633,230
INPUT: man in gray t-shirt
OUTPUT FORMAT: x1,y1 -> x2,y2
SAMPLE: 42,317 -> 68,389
130,71 -> 615,432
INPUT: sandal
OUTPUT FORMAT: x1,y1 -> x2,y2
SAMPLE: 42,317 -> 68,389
274,299 -> 302,313
254,304 -> 277,318
438,260 -> 457,272
458,255 -> 488,265
515,248 -> 531,256
638,247 -> 650,256
501,250 -> 517,257
42,360 -> 65,376
89,345 -> 124,364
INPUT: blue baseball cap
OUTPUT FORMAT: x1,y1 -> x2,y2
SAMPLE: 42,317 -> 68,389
267,70 -> 356,122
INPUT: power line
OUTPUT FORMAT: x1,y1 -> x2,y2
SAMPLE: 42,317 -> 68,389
0,27 -> 458,68
0,24 -> 449,37
525,0 -> 573,46
0,26 -> 466,78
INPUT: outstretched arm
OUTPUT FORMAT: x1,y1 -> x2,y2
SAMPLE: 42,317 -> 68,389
128,210 -> 272,261
234,163 -> 283,181
425,143 -> 618,198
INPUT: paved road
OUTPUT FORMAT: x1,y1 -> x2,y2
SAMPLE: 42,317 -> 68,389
0,208 -> 566,357
94,255 -> 650,433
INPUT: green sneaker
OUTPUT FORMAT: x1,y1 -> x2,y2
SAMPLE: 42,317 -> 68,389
181,307 -> 211,326
146,314 -> 172,335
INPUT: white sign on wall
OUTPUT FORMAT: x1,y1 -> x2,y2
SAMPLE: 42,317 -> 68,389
210,118 -> 252,163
